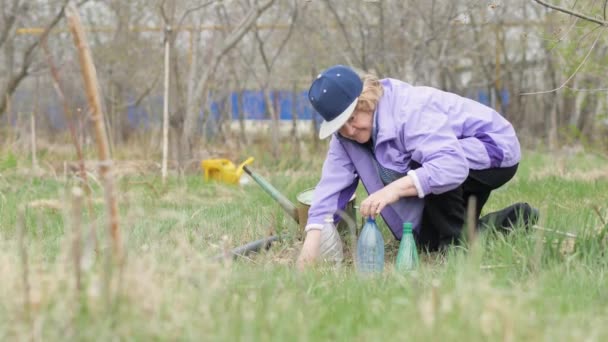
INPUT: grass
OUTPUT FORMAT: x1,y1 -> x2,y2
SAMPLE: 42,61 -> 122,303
0,142 -> 608,341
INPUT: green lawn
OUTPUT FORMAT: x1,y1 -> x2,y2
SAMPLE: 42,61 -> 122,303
0,147 -> 607,341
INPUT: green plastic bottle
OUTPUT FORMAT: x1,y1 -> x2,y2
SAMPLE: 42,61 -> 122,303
395,222 -> 419,272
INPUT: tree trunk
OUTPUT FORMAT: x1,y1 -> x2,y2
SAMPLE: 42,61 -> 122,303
263,88 -> 279,159
162,27 -> 171,184
291,82 -> 300,155
546,56 -> 559,151
238,90 -> 247,146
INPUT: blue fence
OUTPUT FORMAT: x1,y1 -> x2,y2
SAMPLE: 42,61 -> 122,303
208,90 -> 319,120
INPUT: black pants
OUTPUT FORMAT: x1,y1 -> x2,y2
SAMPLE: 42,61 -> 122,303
411,161 -> 521,252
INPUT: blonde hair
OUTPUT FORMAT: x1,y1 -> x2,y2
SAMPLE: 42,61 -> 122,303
356,74 -> 384,113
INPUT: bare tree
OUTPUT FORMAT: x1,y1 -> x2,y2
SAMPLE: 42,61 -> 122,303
180,0 -> 276,163
227,0 -> 298,159
528,0 -> 608,146
157,0 -> 219,167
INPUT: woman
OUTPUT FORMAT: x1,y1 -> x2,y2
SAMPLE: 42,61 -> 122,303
297,64 -> 536,268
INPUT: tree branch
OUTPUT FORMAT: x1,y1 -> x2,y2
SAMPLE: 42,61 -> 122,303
267,2 -> 297,71
533,0 -> 608,26
520,27 -> 606,95
253,29 -> 270,73
158,0 -> 169,25
322,0 -> 362,67
0,0 -> 70,118
103,71 -> 161,110
176,1 -> 216,30
0,0 -> 22,49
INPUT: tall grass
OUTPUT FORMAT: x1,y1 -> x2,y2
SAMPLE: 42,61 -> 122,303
0,142 -> 607,340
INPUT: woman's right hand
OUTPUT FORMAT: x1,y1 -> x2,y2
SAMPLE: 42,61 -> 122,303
296,229 -> 322,271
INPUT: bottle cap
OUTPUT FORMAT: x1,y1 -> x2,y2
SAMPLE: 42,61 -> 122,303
324,215 -> 334,223
366,217 -> 376,223
402,222 -> 413,233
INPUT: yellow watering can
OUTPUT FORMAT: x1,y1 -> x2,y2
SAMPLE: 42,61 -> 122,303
201,157 -> 254,185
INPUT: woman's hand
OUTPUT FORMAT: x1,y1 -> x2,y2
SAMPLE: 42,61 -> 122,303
360,185 -> 400,218
296,229 -> 321,271
360,175 -> 418,218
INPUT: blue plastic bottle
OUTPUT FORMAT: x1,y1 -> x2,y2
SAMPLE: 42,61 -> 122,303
356,217 -> 385,274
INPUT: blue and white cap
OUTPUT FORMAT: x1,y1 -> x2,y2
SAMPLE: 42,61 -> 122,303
308,65 -> 363,139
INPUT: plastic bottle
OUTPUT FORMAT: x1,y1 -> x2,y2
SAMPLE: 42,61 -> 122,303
319,215 -> 344,265
356,217 -> 385,274
395,222 -> 419,272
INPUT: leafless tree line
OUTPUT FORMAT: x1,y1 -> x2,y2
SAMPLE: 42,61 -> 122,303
2,0 -> 608,165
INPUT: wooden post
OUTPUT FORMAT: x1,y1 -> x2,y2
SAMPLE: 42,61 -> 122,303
30,112 -> 37,171
71,187 -> 84,294
32,76 -> 40,171
466,196 -> 478,246
291,82 -> 300,155
6,94 -> 13,142
66,5 -> 122,258
17,207 -> 31,322
494,25 -> 502,112
310,68 -> 319,150
162,25 -> 171,185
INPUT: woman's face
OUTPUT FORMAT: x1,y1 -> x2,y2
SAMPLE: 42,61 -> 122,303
338,108 -> 373,144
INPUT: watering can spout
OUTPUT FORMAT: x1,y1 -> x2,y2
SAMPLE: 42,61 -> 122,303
242,165 -> 300,224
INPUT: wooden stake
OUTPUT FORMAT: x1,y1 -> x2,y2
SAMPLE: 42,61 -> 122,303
42,37 -> 98,253
30,112 -> 38,171
17,206 -> 31,322
32,76 -> 40,171
466,195 -> 478,246
6,93 -> 13,142
71,187 -> 84,294
66,5 -> 122,258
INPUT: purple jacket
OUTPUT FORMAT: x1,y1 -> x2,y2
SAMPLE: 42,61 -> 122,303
306,78 -> 521,239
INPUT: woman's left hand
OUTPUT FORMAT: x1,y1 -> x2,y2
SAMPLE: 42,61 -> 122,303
359,184 -> 401,218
